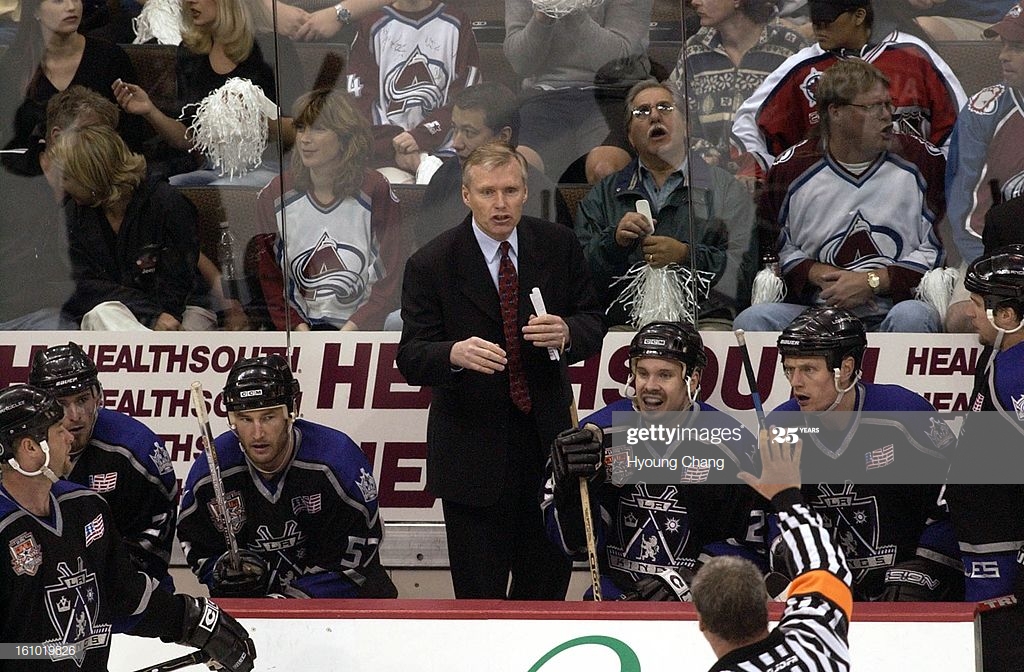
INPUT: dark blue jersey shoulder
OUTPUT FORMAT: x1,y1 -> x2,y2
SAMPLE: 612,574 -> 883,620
90,408 -> 176,486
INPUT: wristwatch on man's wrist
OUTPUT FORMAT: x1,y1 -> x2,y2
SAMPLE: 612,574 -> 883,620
866,270 -> 881,293
334,2 -> 352,23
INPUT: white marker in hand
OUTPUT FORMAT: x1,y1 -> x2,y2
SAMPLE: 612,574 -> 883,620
635,199 -> 654,236
529,287 -> 560,361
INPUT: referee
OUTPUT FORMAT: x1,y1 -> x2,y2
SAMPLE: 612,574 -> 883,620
691,431 -> 853,671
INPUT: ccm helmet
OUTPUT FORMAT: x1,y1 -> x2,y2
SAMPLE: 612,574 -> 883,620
777,307 -> 867,371
629,321 -> 708,372
0,385 -> 65,461
965,245 -> 1024,311
222,355 -> 300,413
29,342 -> 99,397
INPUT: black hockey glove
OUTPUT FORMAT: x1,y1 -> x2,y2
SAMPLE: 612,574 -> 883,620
179,597 -> 256,672
551,423 -> 605,490
880,557 -> 965,601
620,568 -> 693,602
211,550 -> 271,598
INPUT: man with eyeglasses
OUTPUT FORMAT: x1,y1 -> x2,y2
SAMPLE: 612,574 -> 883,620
575,80 -> 755,328
731,0 -> 966,182
734,59 -> 947,333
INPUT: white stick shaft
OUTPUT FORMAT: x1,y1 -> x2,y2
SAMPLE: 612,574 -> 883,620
190,382 -> 240,568
529,287 -> 560,361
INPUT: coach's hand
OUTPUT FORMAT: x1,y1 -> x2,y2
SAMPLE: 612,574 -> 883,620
179,597 -> 256,672
449,337 -> 507,373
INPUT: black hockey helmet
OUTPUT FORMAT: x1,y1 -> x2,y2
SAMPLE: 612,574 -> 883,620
629,321 -> 707,372
964,245 -> 1024,312
29,342 -> 99,397
222,355 -> 300,414
0,385 -> 65,461
777,307 -> 867,371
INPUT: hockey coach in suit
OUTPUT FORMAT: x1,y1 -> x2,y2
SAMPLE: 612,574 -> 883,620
397,142 -> 606,599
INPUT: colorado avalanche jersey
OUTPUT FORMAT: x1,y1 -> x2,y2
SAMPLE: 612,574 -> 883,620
543,399 -> 762,598
0,482 -> 182,671
256,170 -> 403,330
731,31 -> 966,173
946,341 -> 1024,601
347,1 -> 480,157
763,134 -> 946,305
766,383 -> 955,599
67,408 -> 177,587
178,418 -> 397,598
945,84 -> 1024,262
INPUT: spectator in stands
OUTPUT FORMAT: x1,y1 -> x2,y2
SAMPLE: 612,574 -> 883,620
731,0 -> 967,183
0,0 -> 149,176
733,60 -> 946,333
897,0 -> 1018,42
670,0 -> 807,171
504,0 -> 653,183
112,0 -> 303,187
49,124 -> 214,330
417,82 -> 571,250
575,80 -> 755,328
292,0 -> 390,41
255,88 -> 404,331
0,0 -> 17,47
345,0 -> 480,184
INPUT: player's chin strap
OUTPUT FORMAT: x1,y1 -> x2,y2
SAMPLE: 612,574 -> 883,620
6,440 -> 60,483
624,368 -> 700,412
985,308 -> 1024,360
812,368 -> 862,416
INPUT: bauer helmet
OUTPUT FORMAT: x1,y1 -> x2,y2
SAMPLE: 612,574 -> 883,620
777,307 -> 867,372
222,355 -> 300,414
0,385 -> 65,461
629,321 -> 708,373
29,342 -> 99,397
964,245 -> 1024,311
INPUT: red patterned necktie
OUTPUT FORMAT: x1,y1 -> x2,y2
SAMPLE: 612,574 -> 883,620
498,241 -> 532,414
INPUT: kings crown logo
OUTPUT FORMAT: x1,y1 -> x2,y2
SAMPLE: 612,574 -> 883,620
357,468 -> 378,502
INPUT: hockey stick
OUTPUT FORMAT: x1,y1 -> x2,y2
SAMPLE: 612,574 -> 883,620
734,329 -> 767,431
190,382 -> 241,570
570,401 -> 603,602
131,650 -> 210,672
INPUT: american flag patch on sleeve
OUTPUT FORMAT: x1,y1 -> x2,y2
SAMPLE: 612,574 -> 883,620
865,444 -> 895,470
84,514 -> 105,547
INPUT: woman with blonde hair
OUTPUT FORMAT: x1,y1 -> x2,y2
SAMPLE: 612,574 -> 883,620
112,0 -> 302,186
255,88 -> 405,331
50,124 -> 214,330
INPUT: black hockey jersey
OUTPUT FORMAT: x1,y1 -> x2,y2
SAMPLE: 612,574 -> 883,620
0,481 -> 183,671
766,383 -> 954,600
543,399 -> 763,598
178,419 -> 396,598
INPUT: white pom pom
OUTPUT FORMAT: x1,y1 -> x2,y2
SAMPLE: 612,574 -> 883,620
751,263 -> 786,304
183,78 -> 278,179
915,267 -> 959,318
609,262 -> 715,328
531,0 -> 606,19
132,0 -> 183,45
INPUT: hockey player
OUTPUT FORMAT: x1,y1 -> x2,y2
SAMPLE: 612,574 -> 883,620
544,322 -> 762,600
0,385 -> 254,672
765,306 -> 961,601
178,355 -> 397,598
946,245 -> 1024,601
692,425 -> 853,672
730,0 -> 966,180
28,343 -> 177,592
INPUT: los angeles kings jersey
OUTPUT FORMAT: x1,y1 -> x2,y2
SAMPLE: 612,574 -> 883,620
178,419 -> 396,598
766,383 -> 955,599
543,399 -> 763,598
1,482 -> 180,671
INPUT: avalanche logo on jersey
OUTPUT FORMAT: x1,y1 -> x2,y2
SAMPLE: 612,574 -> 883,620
820,211 -> 902,271
799,66 -> 823,107
9,531 -> 42,576
608,485 -> 690,576
88,472 -> 117,493
291,232 -> 369,306
43,558 -> 111,665
208,491 -> 246,535
383,46 -> 448,118
811,483 -> 897,573
969,85 -> 1004,115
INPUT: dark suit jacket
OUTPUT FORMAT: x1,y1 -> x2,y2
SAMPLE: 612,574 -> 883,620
984,195 -> 1024,254
396,215 -> 606,506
